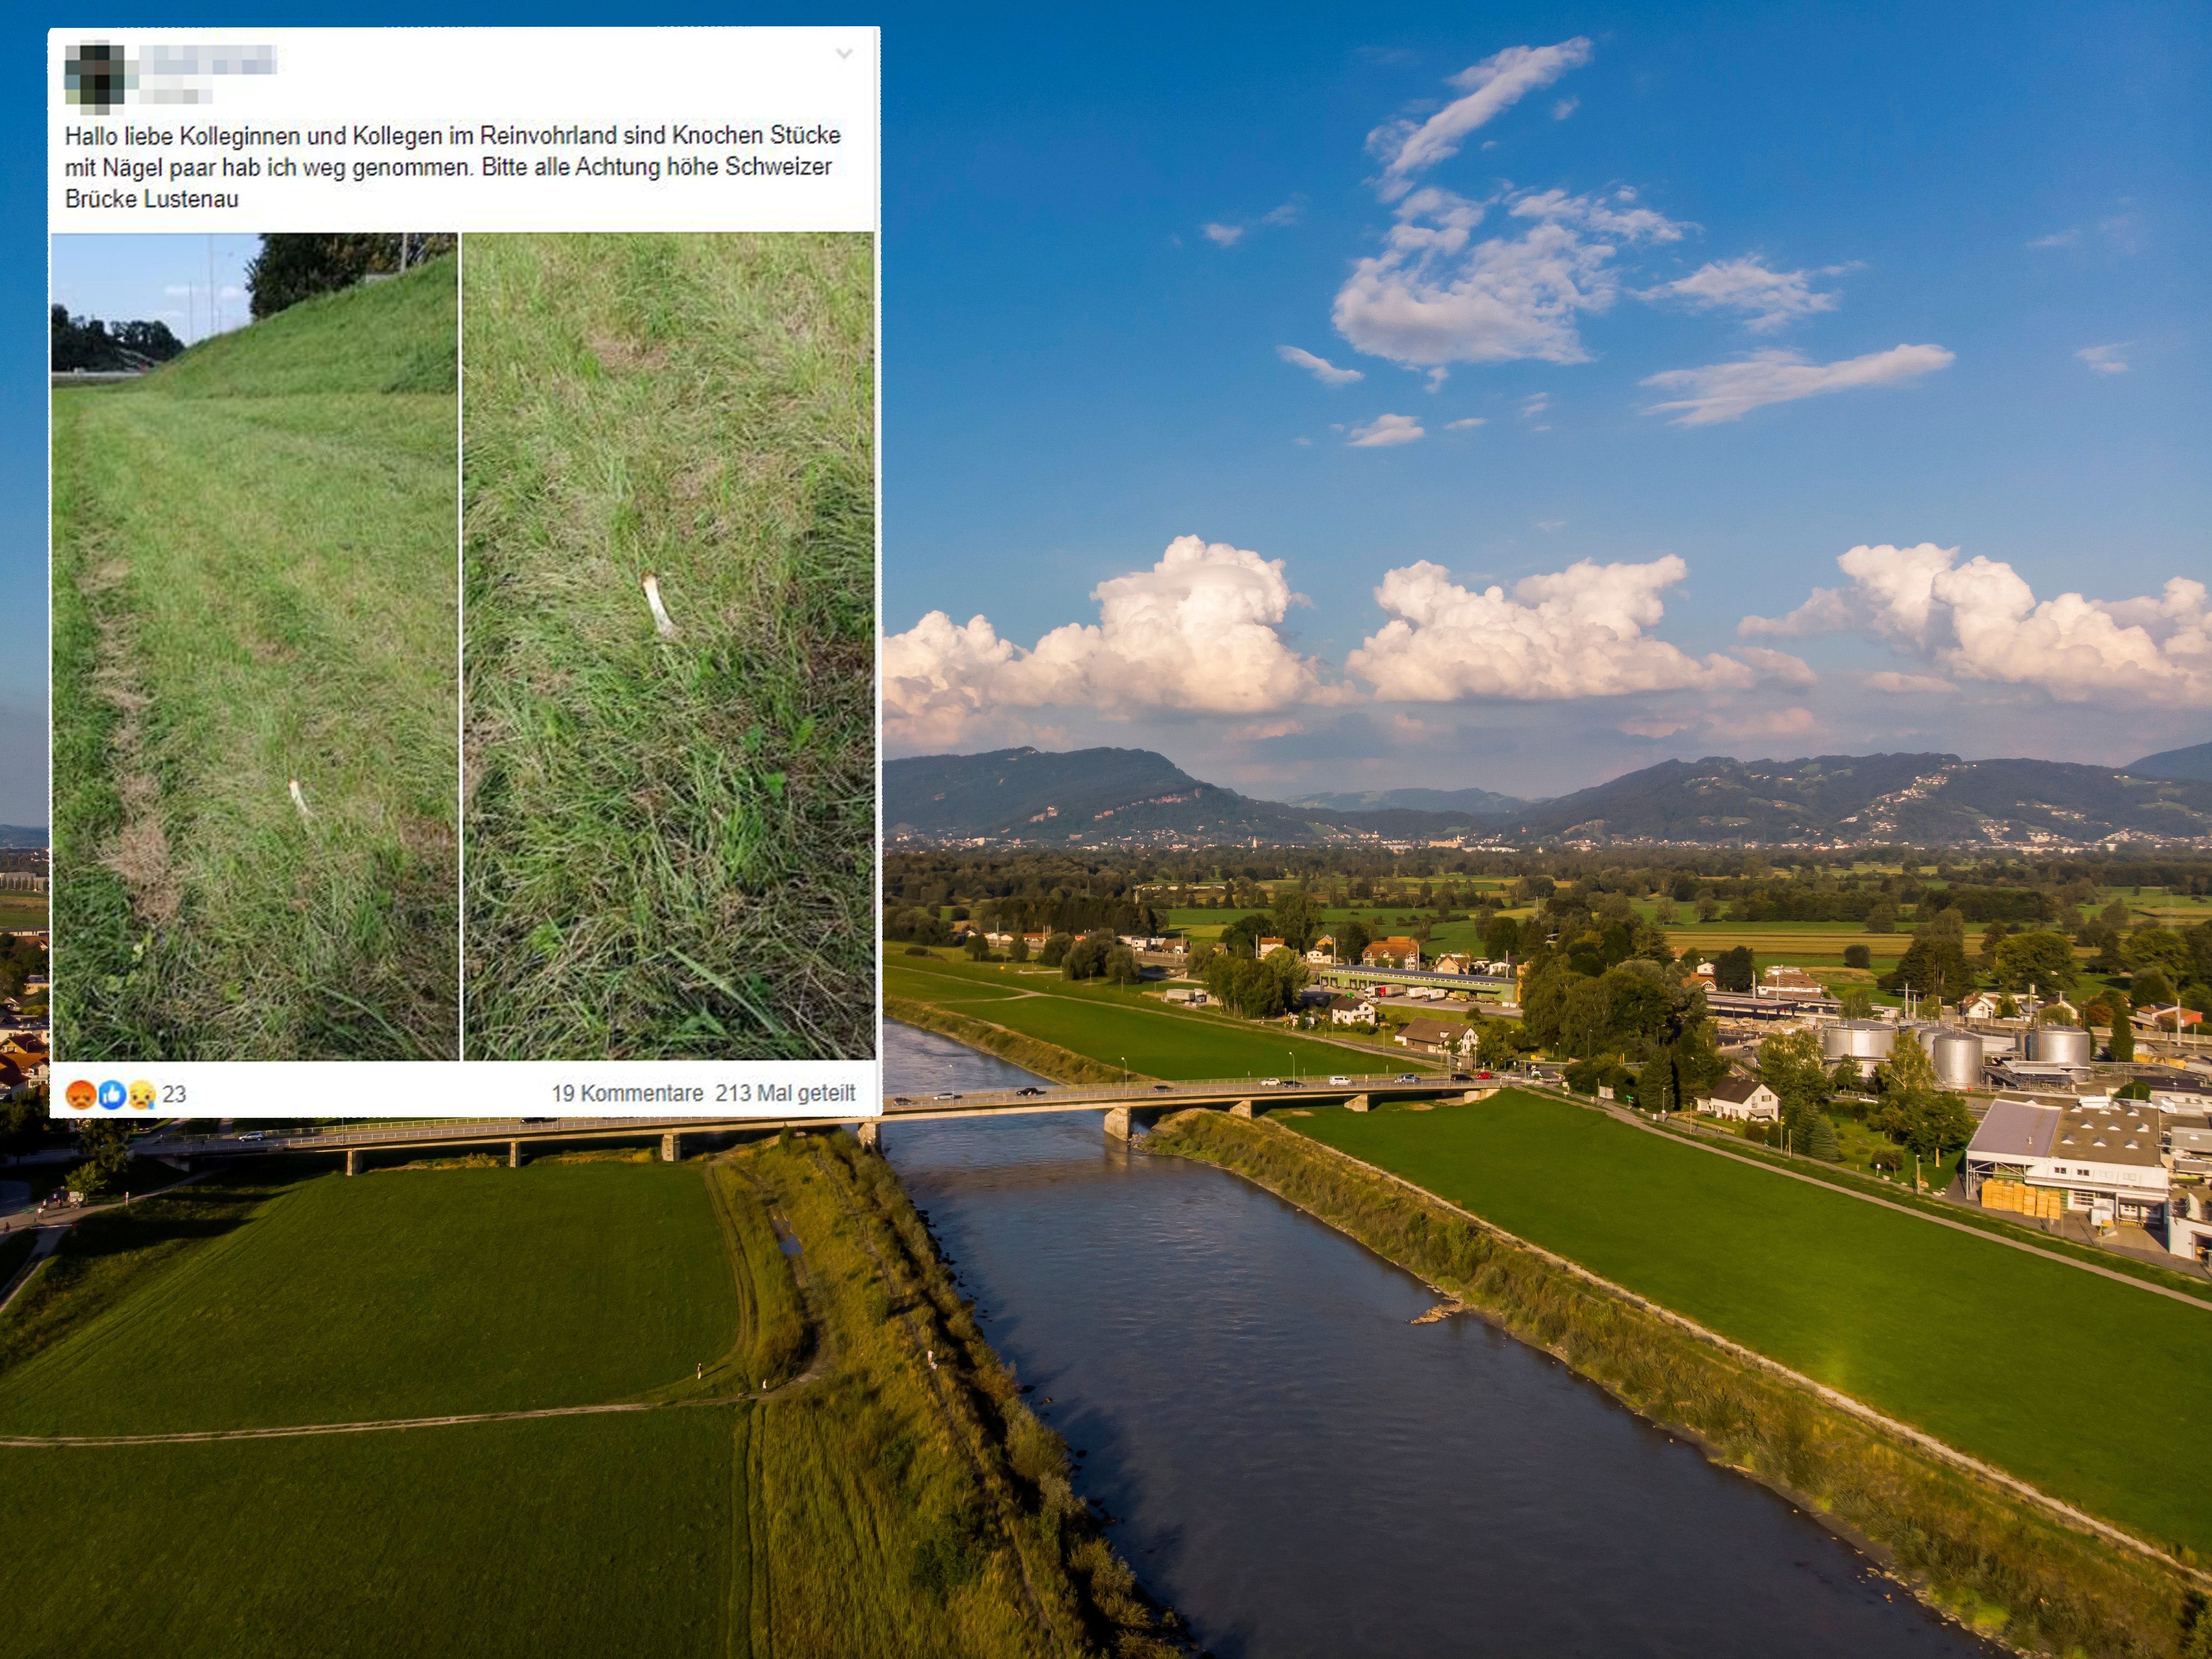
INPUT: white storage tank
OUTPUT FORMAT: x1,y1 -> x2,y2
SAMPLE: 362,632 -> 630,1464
1822,1020 -> 1895,1065
1930,1031 -> 1983,1090
2027,1025 -> 2093,1068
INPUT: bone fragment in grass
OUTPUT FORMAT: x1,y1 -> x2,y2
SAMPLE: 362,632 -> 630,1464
289,779 -> 315,821
642,572 -> 680,641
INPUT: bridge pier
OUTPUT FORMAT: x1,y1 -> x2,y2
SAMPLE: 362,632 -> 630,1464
1102,1106 -> 1133,1141
1229,1098 -> 1257,1119
856,1119 -> 880,1150
660,1132 -> 683,1163
1343,1094 -> 1371,1113
344,1148 -> 362,1176
508,1140 -> 522,1169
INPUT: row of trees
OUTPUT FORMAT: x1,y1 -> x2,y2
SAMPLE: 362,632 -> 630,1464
50,306 -> 183,372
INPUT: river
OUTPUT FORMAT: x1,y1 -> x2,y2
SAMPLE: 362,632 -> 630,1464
883,1022 -> 1994,1658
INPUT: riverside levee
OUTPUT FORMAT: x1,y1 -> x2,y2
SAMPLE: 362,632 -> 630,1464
882,1022 -> 1998,1658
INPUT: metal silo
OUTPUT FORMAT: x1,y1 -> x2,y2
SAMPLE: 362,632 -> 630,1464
2028,1025 -> 2092,1067
1821,1020 -> 1895,1065
1930,1031 -> 1983,1090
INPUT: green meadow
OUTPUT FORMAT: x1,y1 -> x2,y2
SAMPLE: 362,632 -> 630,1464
887,953 -> 1427,1079
463,234 -> 875,1060
51,257 -> 460,1060
0,1144 -> 1166,1658
1290,1090 -> 2212,1556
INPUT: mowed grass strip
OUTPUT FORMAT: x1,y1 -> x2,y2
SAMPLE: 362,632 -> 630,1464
0,1162 -> 738,1436
463,234 -> 874,1060
52,256 -> 459,1061
887,955 -> 1408,1079
3,1407 -> 734,1659
1291,1092 -> 2212,1555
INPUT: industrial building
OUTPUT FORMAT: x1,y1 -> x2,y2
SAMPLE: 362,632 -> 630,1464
1963,1094 -> 2170,1236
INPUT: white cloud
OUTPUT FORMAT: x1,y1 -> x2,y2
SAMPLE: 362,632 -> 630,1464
1639,343 -> 1954,425
162,283 -> 192,297
2027,229 -> 2077,249
1742,542 -> 2212,708
1701,705 -> 1819,742
1277,344 -> 1365,385
1534,517 -> 1564,530
882,537 -> 1336,746
1345,554 -> 1757,701
1201,222 -> 1244,247
1369,38 -> 1594,199
1261,197 -> 1306,227
1865,671 -> 1958,695
1640,256 -> 1842,332
2076,343 -> 2130,375
1348,413 -> 1426,447
1446,417 -> 1487,431
1552,96 -> 1578,120
219,284 -> 245,300
1519,392 -> 1551,418
1734,645 -> 1817,689
1424,367 -> 1450,392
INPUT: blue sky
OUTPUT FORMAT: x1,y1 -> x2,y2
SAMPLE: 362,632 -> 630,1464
5,5 -> 2206,826
52,235 -> 259,347
880,2 -> 2210,799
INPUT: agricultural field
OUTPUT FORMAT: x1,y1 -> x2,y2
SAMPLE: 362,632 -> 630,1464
463,234 -> 874,1060
1290,1090 -> 2212,1555
0,1140 -> 1159,1657
0,895 -> 48,932
886,952 -> 1425,1080
51,256 -> 460,1059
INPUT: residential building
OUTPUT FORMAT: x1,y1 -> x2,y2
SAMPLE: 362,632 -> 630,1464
1394,1018 -> 1470,1057
1257,936 -> 1288,960
1328,994 -> 1380,1026
1698,1076 -> 1780,1121
2135,1003 -> 2204,1034
1363,936 -> 1423,971
1306,935 -> 1337,965
1161,988 -> 1209,1007
1762,965 -> 1822,993
1963,1094 -> 2169,1231
1431,953 -> 1471,976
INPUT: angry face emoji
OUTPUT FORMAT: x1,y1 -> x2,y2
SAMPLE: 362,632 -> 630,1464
65,1078 -> 96,1111
128,1079 -> 157,1111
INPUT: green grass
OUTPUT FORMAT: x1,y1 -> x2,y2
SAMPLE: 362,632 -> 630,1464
463,234 -> 874,1060
887,953 -> 1426,1079
0,1161 -> 736,1435
53,256 -> 458,1060
1290,1090 -> 2212,1556
0,895 -> 47,931
4,1411 -> 736,1659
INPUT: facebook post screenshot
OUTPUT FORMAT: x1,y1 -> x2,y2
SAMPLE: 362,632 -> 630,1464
44,28 -> 880,1132
11,10 -> 2212,1659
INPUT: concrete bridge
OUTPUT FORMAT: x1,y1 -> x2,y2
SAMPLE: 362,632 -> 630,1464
1313,965 -> 1516,996
130,1072 -> 1501,1172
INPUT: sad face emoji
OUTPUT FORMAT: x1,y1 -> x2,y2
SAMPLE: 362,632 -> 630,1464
65,1079 -> 96,1111
129,1080 -> 157,1111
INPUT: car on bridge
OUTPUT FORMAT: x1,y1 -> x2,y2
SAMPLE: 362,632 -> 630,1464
1015,1086 -> 1046,1097
1328,1075 -> 1351,1086
1396,1074 -> 1419,1082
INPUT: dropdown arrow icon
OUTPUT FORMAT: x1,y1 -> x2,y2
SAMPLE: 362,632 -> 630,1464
836,47 -> 852,58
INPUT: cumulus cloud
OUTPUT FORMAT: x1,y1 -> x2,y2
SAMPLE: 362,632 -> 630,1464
1552,96 -> 1578,120
1445,417 -> 1486,430
1640,256 -> 1843,332
1702,705 -> 1819,742
1741,543 -> 2212,707
1369,38 -> 1593,199
882,537 -> 1335,747
1639,343 -> 1954,425
2027,229 -> 2079,249
1865,671 -> 1958,695
1348,413 -> 1425,446
1344,554 -> 1757,701
1201,222 -> 1244,247
1278,344 -> 1365,385
2076,343 -> 2130,375
1734,645 -> 1817,688
1332,184 -> 1686,369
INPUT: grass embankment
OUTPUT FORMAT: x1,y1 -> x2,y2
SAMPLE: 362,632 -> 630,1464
887,997 -> 1128,1084
463,234 -> 874,1060
0,1140 -> 1168,1656
53,256 -> 460,1060
1290,1093 -> 2212,1558
888,953 -> 1423,1079
1148,1109 -> 2208,1658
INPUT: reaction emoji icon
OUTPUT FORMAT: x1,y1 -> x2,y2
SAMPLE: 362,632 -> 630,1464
129,1079 -> 157,1111
97,1079 -> 127,1111
65,1079 -> 96,1111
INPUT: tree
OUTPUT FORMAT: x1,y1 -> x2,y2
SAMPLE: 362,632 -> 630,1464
244,233 -> 456,318
1979,919 -> 2014,969
1836,984 -> 1875,1019
1338,918 -> 1373,965
1269,889 -> 1325,952
1713,945 -> 1755,993
1636,1053 -> 1679,1113
2107,992 -> 2135,1062
963,931 -> 990,961
1480,914 -> 1519,963
1990,931 -> 2077,997
1806,1114 -> 1841,1162
1694,894 -> 1720,923
1843,943 -> 1871,970
1760,1029 -> 1830,1147
1475,1019 -> 1524,1070
70,1124 -> 131,1198
1865,903 -> 1897,934
1040,932 -> 1072,968
2132,968 -> 2173,1007
1,1094 -> 48,1161
1654,896 -> 1679,925
1829,1055 -> 1865,1097
1883,935 -> 1973,1002
1009,932 -> 1030,964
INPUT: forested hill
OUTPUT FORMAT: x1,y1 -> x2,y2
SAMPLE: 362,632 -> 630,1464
2129,741 -> 2212,783
889,745 -> 2212,848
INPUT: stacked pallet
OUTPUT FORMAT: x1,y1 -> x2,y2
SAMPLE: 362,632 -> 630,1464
1979,1178 -> 2064,1220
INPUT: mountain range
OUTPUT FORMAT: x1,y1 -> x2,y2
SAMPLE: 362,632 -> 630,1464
887,746 -> 2212,849
2129,741 -> 2212,783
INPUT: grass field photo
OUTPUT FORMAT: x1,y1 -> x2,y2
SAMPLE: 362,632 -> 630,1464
51,248 -> 460,1060
463,234 -> 875,1060
1287,1089 -> 2212,1558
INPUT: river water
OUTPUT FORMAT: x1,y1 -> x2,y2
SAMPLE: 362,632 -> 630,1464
883,1022 -> 1992,1658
